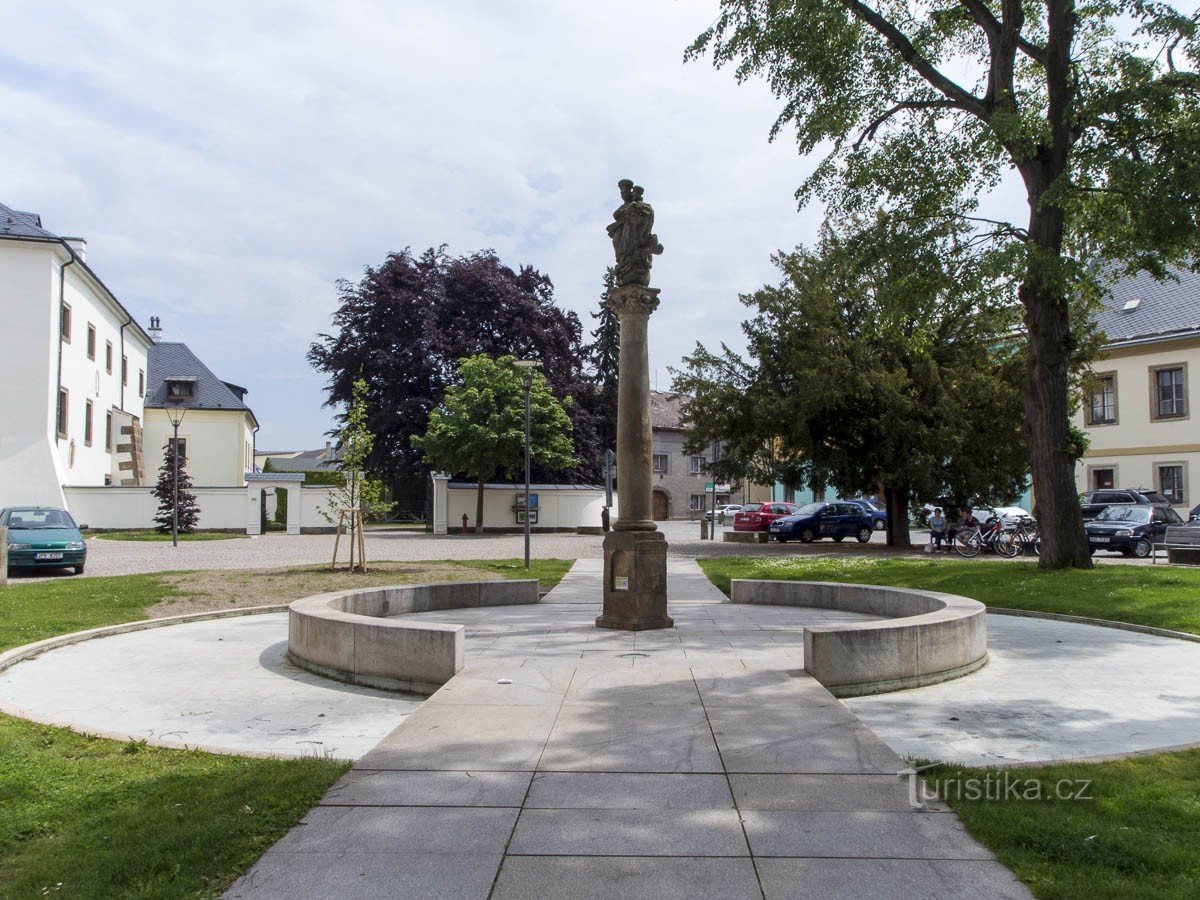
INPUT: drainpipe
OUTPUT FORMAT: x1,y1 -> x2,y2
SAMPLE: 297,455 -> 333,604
55,244 -> 79,435
118,316 -> 132,411
252,424 -> 260,475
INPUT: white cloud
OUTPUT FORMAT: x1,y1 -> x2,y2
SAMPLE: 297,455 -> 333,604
0,0 -> 1019,450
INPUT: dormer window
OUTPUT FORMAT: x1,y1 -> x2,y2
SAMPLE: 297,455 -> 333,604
166,376 -> 197,400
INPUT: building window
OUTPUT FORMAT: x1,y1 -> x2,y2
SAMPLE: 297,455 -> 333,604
168,437 -> 188,463
86,323 -> 96,360
122,356 -> 128,386
138,370 -> 145,398
690,455 -> 706,475
690,493 -> 707,511
105,341 -> 113,374
57,388 -> 69,438
1158,464 -> 1186,505
167,378 -> 195,399
84,400 -> 94,446
1091,467 -> 1115,490
60,302 -> 71,342
106,412 -> 113,452
1151,365 -> 1187,420
1087,372 -> 1117,425
652,453 -> 668,473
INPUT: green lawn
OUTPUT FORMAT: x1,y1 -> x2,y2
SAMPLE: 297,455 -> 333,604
0,558 -> 573,898
924,751 -> 1200,899
699,555 -> 1200,897
698,556 -> 1200,635
91,530 -> 247,541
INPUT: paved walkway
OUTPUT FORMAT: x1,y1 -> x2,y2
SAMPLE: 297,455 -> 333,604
227,561 -> 1029,899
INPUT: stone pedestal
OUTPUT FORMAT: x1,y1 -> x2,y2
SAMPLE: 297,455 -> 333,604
598,284 -> 672,631
597,529 -> 671,630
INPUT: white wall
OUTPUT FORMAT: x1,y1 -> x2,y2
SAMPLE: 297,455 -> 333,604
143,408 -> 255,486
64,484 -> 340,532
442,484 -> 613,531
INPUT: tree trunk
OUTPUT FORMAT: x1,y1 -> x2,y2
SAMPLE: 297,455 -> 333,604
883,485 -> 911,547
475,473 -> 485,534
1018,174 -> 1093,569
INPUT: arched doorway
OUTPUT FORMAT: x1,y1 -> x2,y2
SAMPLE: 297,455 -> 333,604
652,489 -> 670,521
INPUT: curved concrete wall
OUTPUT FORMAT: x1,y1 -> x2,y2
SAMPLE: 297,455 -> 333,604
288,580 -> 539,694
730,580 -> 987,697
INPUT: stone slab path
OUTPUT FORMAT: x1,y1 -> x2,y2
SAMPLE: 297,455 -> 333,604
228,560 -> 1030,899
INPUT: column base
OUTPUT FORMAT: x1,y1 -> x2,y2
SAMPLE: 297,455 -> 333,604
597,529 -> 672,631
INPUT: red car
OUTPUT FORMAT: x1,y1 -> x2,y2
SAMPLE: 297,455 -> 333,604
733,501 -> 803,532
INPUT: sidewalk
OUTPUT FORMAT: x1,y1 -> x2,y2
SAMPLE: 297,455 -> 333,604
227,560 -> 1029,899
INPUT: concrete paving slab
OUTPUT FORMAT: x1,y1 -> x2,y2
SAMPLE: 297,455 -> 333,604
730,773 -> 935,812
525,772 -> 734,810
269,805 -> 519,854
321,770 -> 532,808
225,851 -> 504,900
491,856 -> 762,900
756,857 -> 1032,899
742,810 -> 994,860
507,808 -> 749,856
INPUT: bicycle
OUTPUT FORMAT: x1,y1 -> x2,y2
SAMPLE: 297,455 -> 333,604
953,517 -> 1019,558
1007,516 -> 1040,557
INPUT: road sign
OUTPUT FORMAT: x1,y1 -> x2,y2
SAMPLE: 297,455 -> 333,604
705,483 -> 731,492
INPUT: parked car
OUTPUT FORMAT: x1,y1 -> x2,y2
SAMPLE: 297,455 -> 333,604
974,505 -> 1031,526
1189,502 -> 1200,524
1085,504 -> 1183,557
769,501 -> 875,544
2,506 -> 88,574
842,498 -> 887,531
1079,488 -> 1171,521
733,501 -> 803,532
705,504 -> 744,524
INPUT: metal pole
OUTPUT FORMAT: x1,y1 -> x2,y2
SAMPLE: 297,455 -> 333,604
710,442 -> 718,539
1,525 -> 8,588
523,372 -> 532,570
172,419 -> 179,547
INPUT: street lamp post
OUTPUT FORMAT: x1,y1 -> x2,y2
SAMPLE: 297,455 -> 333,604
514,360 -> 541,570
165,406 -> 187,548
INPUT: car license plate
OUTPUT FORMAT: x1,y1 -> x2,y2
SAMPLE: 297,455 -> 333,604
35,552 -> 64,560
1090,537 -> 1110,544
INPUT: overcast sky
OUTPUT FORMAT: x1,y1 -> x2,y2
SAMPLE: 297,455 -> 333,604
3,0 -> 1022,450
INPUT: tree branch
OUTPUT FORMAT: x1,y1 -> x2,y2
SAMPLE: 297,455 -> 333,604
853,99 -> 961,148
839,0 -> 987,118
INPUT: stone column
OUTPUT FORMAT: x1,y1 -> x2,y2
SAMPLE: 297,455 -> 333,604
597,285 -> 672,630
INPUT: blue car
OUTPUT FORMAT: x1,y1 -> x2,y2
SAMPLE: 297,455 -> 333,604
769,501 -> 875,544
2,507 -> 88,574
843,498 -> 888,532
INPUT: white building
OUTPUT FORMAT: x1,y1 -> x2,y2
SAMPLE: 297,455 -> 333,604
1075,267 -> 1200,515
0,201 -> 153,508
142,335 -> 259,486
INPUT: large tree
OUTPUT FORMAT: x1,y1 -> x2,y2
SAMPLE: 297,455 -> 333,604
690,0 -> 1200,567
413,355 -> 578,532
583,267 -> 621,452
673,216 -> 1029,546
308,247 -> 603,483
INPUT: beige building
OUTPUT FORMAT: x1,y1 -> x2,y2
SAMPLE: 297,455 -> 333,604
1076,268 -> 1200,515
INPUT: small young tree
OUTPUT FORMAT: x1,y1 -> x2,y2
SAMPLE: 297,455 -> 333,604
153,442 -> 200,534
414,355 -> 578,533
320,377 -> 388,569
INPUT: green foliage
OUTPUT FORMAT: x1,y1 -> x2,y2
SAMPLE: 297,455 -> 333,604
91,530 -> 245,542
673,215 -> 1029,519
585,267 -> 621,450
414,355 -> 578,484
151,442 -> 200,534
319,378 -> 389,524
697,557 -> 1200,635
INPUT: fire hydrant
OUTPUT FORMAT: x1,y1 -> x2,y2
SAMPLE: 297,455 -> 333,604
461,513 -> 470,535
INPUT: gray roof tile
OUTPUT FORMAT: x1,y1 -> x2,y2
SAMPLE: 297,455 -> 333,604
1096,266 -> 1200,344
0,201 -> 58,240
146,342 -> 256,421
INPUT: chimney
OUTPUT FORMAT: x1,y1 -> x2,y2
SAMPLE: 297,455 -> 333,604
62,236 -> 88,262
147,316 -> 164,343
324,441 -> 333,460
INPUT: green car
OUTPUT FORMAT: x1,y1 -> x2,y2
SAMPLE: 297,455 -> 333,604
2,507 -> 88,575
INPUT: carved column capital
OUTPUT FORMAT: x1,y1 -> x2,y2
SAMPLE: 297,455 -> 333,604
606,285 -> 661,316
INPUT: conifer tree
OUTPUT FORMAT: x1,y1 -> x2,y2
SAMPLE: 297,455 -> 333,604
585,267 -> 620,450
153,441 -> 200,533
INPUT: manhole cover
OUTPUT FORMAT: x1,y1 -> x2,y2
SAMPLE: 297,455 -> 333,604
617,652 -> 649,658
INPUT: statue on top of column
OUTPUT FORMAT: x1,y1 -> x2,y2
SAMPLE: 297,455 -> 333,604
607,179 -> 663,288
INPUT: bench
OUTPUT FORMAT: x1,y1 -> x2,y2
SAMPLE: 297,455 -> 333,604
730,580 -> 988,697
1164,526 -> 1200,566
